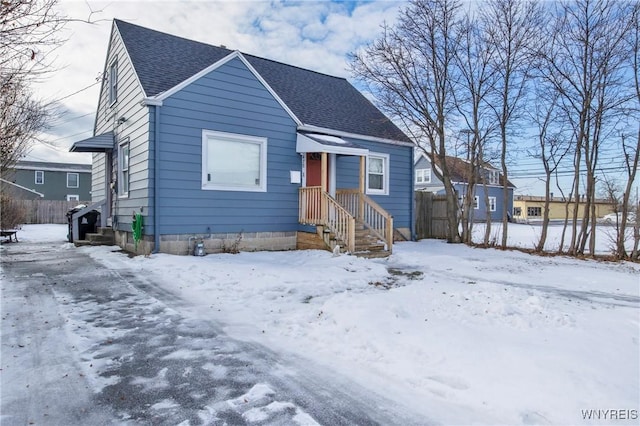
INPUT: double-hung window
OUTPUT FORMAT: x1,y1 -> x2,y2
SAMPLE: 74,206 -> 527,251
35,170 -> 44,185
488,170 -> 499,185
67,172 -> 79,188
489,196 -> 497,212
108,60 -> 118,105
202,130 -> 267,192
367,153 -> 389,195
118,139 -> 130,197
415,168 -> 431,184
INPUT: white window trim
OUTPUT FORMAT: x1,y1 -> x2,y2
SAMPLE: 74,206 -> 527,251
489,196 -> 497,212
201,129 -> 268,192
415,168 -> 432,184
108,60 -> 118,106
35,170 -> 44,185
118,139 -> 130,198
366,152 -> 390,196
488,170 -> 499,185
473,196 -> 479,210
66,194 -> 79,201
67,172 -> 79,188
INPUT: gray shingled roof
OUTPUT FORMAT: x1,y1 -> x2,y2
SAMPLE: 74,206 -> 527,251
114,19 -> 410,143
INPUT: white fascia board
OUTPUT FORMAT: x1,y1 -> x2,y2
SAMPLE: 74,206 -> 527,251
153,51 -> 303,127
298,124 -> 415,147
16,165 -> 91,173
154,52 -> 240,101
141,98 -> 163,106
0,178 -> 45,197
235,53 -> 303,126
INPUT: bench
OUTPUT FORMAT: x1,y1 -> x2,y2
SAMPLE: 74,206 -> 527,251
1,230 -> 18,243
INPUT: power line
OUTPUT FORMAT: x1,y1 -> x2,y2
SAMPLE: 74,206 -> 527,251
50,111 -> 94,126
54,79 -> 101,103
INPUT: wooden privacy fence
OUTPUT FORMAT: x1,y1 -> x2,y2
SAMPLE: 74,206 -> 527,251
415,192 -> 449,239
7,200 -> 89,225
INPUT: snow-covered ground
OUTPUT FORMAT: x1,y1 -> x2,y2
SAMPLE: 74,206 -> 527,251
7,225 -> 640,425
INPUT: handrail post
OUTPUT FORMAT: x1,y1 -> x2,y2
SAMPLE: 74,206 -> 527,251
386,216 -> 394,253
348,216 -> 356,252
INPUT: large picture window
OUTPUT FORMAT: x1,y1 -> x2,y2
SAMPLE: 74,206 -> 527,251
366,153 -> 389,195
202,130 -> 267,192
118,139 -> 130,197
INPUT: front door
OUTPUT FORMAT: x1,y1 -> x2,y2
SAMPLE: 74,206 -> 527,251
305,153 -> 327,188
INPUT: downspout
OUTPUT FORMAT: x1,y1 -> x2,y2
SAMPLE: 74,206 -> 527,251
410,150 -> 416,241
142,97 -> 163,253
153,104 -> 161,253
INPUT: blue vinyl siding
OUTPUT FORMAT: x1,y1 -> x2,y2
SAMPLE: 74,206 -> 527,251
336,139 -> 413,229
156,57 -> 300,235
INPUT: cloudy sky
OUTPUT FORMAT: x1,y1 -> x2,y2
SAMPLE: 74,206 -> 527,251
31,0 -> 404,164
29,0 -> 633,197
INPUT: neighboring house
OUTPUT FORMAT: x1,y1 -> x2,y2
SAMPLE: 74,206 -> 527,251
414,154 -> 515,222
9,161 -> 91,201
70,20 -> 414,255
513,195 -> 615,222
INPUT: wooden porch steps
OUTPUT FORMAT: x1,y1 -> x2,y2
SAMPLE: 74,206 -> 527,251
324,223 -> 390,258
74,227 -> 115,247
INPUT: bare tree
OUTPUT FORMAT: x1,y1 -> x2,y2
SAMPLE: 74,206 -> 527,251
0,0 -> 101,177
0,77 -> 48,176
482,0 -> 543,249
540,0 -> 634,256
615,3 -> 640,260
529,89 -> 571,252
452,14 -> 497,244
0,0 -> 66,176
350,0 -> 463,243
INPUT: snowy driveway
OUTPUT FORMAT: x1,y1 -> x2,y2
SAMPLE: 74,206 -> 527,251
1,239 -> 425,426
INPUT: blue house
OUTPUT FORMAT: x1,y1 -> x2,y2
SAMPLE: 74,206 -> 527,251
10,160 -> 91,201
70,20 -> 414,256
414,153 -> 515,222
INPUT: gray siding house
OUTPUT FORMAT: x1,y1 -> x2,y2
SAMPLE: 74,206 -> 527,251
71,20 -> 414,255
415,154 -> 515,222
9,161 -> 91,201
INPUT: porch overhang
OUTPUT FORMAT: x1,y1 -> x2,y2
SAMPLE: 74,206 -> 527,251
69,131 -> 114,152
296,133 -> 368,156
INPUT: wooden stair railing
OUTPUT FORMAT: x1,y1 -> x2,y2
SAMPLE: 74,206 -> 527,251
336,189 -> 393,253
299,187 -> 355,252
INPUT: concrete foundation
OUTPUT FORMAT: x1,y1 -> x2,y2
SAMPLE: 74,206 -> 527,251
115,230 -> 297,255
